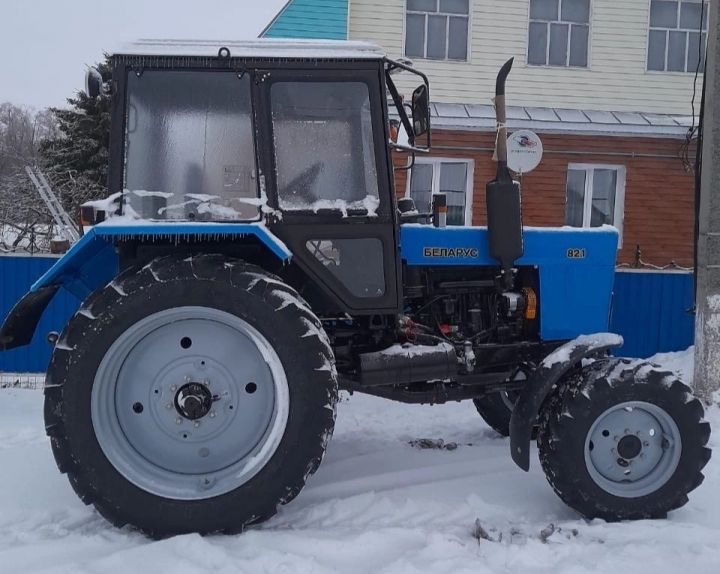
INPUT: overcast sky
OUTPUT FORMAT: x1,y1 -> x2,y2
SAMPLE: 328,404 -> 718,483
0,0 -> 287,109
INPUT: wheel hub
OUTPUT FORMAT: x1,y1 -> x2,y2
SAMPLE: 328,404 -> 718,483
617,434 -> 643,460
175,382 -> 213,420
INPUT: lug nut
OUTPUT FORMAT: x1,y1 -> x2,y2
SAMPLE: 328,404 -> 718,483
176,417 -> 183,425
209,411 -> 216,418
171,385 -> 178,392
194,421 -> 200,428
166,403 -> 173,409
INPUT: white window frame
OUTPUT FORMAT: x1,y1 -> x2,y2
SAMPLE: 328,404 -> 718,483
646,0 -> 708,73
566,163 -> 626,247
403,0 -> 472,62
405,157 -> 474,226
526,0 -> 593,68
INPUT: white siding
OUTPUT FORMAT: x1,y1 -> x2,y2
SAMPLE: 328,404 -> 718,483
348,0 -> 703,115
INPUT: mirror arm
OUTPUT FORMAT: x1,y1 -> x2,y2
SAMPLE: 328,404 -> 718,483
385,73 -> 415,146
393,150 -> 416,172
388,141 -> 429,155
385,57 -> 430,87
386,57 -> 432,150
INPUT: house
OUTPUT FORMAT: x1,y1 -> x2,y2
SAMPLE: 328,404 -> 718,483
262,0 -> 706,269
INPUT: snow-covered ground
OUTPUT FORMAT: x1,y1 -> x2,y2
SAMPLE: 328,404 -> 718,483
1,348 -> 717,574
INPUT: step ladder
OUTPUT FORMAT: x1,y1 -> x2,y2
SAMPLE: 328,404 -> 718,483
25,166 -> 80,243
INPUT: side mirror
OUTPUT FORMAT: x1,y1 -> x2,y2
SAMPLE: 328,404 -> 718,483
85,67 -> 103,98
411,84 -> 430,138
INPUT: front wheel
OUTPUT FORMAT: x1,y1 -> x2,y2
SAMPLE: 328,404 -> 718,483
538,358 -> 711,521
473,367 -> 532,437
45,255 -> 337,537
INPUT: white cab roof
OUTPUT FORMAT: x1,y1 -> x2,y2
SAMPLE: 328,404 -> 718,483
112,39 -> 386,60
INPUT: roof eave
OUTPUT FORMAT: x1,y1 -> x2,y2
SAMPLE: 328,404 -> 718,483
430,117 -> 692,138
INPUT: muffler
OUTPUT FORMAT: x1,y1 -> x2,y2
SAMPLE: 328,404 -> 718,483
486,58 -> 524,291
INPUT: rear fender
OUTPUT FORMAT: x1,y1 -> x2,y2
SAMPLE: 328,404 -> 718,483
0,285 -> 60,350
509,333 -> 624,471
0,222 -> 291,351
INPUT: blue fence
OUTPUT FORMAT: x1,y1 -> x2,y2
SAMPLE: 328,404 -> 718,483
0,255 -> 79,373
0,256 -> 696,373
610,269 -> 695,359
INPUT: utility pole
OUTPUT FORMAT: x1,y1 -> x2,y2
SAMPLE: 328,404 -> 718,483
695,0 -> 720,402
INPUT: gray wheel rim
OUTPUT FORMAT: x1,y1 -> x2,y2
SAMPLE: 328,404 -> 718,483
584,401 -> 681,498
91,306 -> 289,501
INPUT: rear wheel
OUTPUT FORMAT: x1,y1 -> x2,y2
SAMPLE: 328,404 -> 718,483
538,358 -> 711,521
45,254 -> 337,536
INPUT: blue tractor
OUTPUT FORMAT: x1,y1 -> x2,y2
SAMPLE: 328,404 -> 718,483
0,40 -> 710,536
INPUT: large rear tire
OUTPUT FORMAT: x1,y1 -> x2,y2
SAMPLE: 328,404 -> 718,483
538,358 -> 711,521
45,254 -> 337,537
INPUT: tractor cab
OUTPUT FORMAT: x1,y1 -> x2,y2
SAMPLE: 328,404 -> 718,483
91,39 -> 431,315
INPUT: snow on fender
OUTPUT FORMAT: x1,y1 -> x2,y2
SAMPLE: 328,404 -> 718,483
542,333 -> 624,368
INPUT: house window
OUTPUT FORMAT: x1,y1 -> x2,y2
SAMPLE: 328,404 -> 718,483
528,0 -> 590,67
407,159 -> 474,225
566,164 -> 626,246
405,0 -> 470,61
647,1 -> 708,72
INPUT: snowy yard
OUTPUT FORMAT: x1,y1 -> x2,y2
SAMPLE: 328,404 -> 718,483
1,348 -> 717,574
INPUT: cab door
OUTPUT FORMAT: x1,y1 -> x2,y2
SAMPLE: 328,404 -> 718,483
255,64 -> 401,314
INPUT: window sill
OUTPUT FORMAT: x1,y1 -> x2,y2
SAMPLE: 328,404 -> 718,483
404,55 -> 470,64
645,69 -> 705,76
524,62 -> 591,71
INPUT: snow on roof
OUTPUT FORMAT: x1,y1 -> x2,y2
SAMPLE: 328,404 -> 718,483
428,103 -> 697,138
112,39 -> 385,60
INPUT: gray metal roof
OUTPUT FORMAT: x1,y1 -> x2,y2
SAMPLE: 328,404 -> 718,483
429,103 -> 696,137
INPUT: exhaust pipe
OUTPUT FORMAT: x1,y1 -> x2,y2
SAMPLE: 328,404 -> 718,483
486,58 -> 524,291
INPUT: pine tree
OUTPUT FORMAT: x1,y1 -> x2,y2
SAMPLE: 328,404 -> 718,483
40,57 -> 111,211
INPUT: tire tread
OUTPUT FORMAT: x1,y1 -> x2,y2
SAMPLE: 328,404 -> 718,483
537,358 -> 710,521
45,254 -> 337,536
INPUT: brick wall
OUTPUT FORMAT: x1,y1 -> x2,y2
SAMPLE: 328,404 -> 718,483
394,130 -> 695,267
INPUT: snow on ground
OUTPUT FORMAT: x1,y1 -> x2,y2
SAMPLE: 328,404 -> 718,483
0,347 -> 718,574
